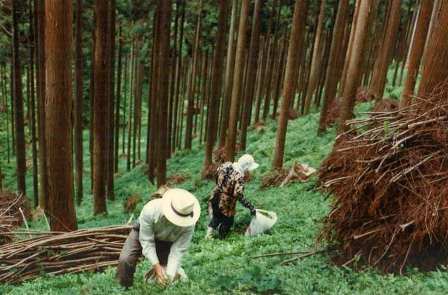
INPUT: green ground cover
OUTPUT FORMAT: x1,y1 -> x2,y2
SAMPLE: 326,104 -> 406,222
2,102 -> 448,294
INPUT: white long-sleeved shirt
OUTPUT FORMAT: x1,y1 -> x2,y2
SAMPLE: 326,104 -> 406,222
138,198 -> 194,279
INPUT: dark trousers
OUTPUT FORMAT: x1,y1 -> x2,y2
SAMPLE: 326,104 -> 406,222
116,225 -> 172,288
208,196 -> 235,239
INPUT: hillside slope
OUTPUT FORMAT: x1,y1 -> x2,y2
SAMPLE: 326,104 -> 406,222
2,107 -> 448,295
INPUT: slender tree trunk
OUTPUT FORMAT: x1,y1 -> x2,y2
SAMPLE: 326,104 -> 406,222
262,1 -> 281,121
10,63 -> 15,158
417,1 -> 448,97
89,30 -> 96,192
132,60 -> 144,167
114,26 -> 123,172
167,3 -> 180,157
127,42 -> 134,172
272,0 -> 308,170
240,0 -> 263,151
89,30 -> 95,191
339,1 -> 360,99
219,0 -> 239,148
35,0 -> 48,209
318,0 -> 349,134
45,0 -> 77,231
303,0 -> 326,115
148,12 -> 160,182
172,0 -> 185,154
121,54 -> 129,155
254,38 -> 268,124
225,0 -> 250,161
400,0 -> 434,107
93,0 -> 109,215
106,0 -> 116,200
12,0 -> 27,195
2,67 -> 11,163
271,36 -> 288,119
338,0 -> 372,132
369,0 -> 402,100
185,0 -> 202,150
74,0 -> 84,205
29,0 -> 39,207
156,0 -> 172,187
202,0 -> 229,173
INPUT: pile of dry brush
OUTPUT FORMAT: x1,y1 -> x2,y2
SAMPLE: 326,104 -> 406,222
0,192 -> 29,245
319,83 -> 448,273
0,225 -> 131,284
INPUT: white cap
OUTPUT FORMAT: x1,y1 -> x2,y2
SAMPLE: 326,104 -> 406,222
237,154 -> 259,172
162,188 -> 201,227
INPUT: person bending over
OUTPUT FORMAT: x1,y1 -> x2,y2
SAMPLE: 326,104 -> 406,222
206,154 -> 259,239
117,188 -> 200,288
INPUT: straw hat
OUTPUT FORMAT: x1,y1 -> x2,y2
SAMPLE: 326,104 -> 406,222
237,154 -> 260,172
162,188 -> 201,227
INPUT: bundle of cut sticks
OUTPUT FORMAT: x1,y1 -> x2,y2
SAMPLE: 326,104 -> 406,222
0,225 -> 131,284
0,192 -> 29,245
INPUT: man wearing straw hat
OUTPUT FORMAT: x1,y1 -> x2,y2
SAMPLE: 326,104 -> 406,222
117,188 -> 201,288
206,154 -> 259,239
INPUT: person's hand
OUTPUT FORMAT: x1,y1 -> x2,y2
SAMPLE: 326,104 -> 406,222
250,208 -> 257,216
152,263 -> 168,286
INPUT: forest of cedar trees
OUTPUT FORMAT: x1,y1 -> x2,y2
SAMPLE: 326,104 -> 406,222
1,0 -> 448,294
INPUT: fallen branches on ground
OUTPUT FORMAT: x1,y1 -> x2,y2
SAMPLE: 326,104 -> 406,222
0,192 -> 30,245
319,81 -> 448,273
261,162 -> 316,188
0,225 -> 131,284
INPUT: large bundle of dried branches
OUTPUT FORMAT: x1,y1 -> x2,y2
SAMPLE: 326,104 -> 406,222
0,225 -> 131,284
0,192 -> 29,245
319,83 -> 448,273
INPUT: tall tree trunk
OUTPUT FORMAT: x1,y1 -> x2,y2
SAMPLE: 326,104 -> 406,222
132,60 -> 144,167
2,67 -> 11,163
240,0 -> 263,151
219,0 -> 239,148
318,0 -> 349,134
93,0 -> 109,215
156,0 -> 172,187
114,26 -> 123,172
262,1 -> 281,121
417,1 -> 448,97
369,0 -> 401,100
271,36 -> 288,119
74,0 -> 84,205
254,37 -> 268,124
127,41 -> 135,172
148,12 -> 160,182
272,0 -> 308,170
106,0 -> 116,200
338,0 -> 372,132
35,0 -> 48,209
89,30 -> 95,191
185,0 -> 202,150
172,0 -> 186,154
203,0 -> 229,174
12,0 -> 27,194
303,0 -> 326,114
225,0 -> 250,161
400,0 -> 434,107
29,0 -> 39,207
45,0 -> 77,231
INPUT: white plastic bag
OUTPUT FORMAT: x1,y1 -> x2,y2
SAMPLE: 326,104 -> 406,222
245,209 -> 278,236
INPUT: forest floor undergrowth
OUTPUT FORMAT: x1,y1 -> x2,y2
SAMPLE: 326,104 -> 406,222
2,103 -> 448,295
